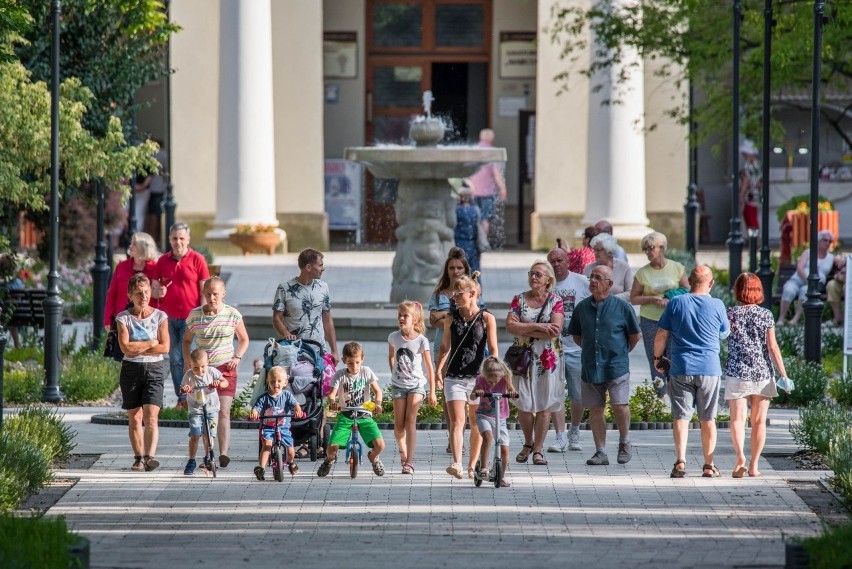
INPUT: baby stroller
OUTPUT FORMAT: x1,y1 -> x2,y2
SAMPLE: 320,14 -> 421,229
251,338 -> 328,461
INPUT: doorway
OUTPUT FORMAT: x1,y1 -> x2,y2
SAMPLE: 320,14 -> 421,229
431,62 -> 488,143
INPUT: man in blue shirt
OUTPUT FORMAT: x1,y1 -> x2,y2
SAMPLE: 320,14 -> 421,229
654,265 -> 729,479
567,265 -> 641,466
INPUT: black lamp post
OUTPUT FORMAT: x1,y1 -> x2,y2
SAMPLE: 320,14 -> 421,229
757,0 -> 775,308
43,0 -> 64,403
803,0 -> 826,363
162,0 -> 177,252
684,84 -> 700,257
90,180 -> 110,348
727,0 -> 745,287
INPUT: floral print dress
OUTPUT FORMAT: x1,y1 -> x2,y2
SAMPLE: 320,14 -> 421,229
509,292 -> 564,413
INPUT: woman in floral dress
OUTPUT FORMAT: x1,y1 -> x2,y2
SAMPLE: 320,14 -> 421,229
506,261 -> 564,466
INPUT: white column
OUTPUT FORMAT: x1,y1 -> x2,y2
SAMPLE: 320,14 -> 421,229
584,36 -> 651,239
208,0 -> 278,237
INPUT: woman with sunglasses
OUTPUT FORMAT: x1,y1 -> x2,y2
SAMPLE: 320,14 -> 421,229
630,231 -> 689,396
506,261 -> 564,466
435,274 -> 498,479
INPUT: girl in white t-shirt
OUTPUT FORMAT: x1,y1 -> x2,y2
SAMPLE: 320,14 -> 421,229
387,300 -> 436,474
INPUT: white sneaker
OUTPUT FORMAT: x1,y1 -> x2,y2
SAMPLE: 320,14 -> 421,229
547,437 -> 567,453
568,430 -> 582,451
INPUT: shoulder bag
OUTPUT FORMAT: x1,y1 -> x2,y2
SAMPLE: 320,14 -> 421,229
504,293 -> 551,376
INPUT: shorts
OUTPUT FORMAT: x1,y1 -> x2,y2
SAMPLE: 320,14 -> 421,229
475,414 -> 509,446
214,362 -> 238,398
743,203 -> 759,229
724,376 -> 777,400
668,375 -> 721,422
328,414 -> 382,448
120,360 -> 166,410
391,385 -> 427,399
581,373 -> 630,408
260,425 -> 294,447
147,192 -> 163,215
473,196 -> 496,221
188,411 -> 217,437
564,350 -> 582,402
444,376 -> 478,403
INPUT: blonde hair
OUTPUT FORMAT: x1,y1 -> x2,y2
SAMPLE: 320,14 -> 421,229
266,366 -> 289,388
480,356 -> 511,383
640,231 -> 668,252
398,300 -> 426,335
189,348 -> 208,363
529,260 -> 556,290
452,272 -> 482,296
131,232 -> 159,262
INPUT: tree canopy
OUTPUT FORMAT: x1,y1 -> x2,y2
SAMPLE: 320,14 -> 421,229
548,0 -> 852,147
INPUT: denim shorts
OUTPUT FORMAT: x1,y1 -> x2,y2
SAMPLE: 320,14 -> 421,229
188,411 -> 217,437
473,196 -> 496,221
391,385 -> 427,399
260,426 -> 294,447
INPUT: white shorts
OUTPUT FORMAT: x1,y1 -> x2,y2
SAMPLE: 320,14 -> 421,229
724,376 -> 777,400
444,377 -> 478,403
475,414 -> 509,446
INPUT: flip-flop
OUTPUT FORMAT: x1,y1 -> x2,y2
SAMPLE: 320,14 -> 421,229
446,463 -> 463,479
402,463 -> 414,474
732,466 -> 747,478
670,460 -> 686,478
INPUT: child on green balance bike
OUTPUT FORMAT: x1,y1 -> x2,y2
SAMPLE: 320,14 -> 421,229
317,342 -> 386,478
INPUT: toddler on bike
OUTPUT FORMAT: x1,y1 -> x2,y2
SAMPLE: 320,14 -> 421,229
470,356 -> 516,487
317,342 -> 386,477
249,366 -> 303,480
180,349 -> 229,475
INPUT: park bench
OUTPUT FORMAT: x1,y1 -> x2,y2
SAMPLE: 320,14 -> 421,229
7,289 -> 47,334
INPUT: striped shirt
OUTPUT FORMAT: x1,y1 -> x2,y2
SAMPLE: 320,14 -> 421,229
185,305 -> 243,366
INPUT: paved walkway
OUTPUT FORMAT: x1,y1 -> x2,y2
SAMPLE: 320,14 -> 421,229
30,249 -> 830,568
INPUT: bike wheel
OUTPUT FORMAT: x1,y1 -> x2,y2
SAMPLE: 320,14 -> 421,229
322,423 -> 332,453
309,433 -> 318,462
473,459 -> 483,487
349,453 -> 358,478
209,452 -> 217,478
273,445 -> 284,482
493,458 -> 503,489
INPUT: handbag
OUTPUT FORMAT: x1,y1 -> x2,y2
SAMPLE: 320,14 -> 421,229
103,328 -> 124,362
504,293 -> 552,376
477,223 -> 491,252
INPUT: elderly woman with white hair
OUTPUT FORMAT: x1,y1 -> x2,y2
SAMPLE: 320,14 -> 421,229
584,233 -> 634,301
630,232 -> 689,396
777,229 -> 836,326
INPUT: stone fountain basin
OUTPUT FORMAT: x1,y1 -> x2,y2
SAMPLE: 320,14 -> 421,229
344,146 -> 506,179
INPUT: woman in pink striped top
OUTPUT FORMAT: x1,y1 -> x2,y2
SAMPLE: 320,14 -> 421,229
183,276 -> 250,468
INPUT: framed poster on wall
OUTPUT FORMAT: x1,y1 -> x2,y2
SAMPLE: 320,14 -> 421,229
324,32 -> 358,78
499,32 -> 536,79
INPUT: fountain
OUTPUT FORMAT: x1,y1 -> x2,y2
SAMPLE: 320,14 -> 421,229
345,91 -> 506,304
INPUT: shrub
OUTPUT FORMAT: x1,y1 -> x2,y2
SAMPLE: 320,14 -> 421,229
664,248 -> 696,274
158,407 -> 188,421
789,401 -> 852,454
61,349 -> 120,403
801,522 -> 852,569
0,513 -> 77,569
3,344 -> 43,363
5,406 -> 77,462
628,379 -> 668,422
828,427 -> 852,506
2,366 -> 42,403
0,433 -> 53,510
775,325 -> 804,359
773,356 -> 828,407
828,374 -> 852,406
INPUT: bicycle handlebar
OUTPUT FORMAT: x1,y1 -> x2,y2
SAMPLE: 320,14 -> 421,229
474,391 -> 519,399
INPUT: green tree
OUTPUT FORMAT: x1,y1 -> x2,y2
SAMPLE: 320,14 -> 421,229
16,0 -> 178,139
548,0 -> 852,147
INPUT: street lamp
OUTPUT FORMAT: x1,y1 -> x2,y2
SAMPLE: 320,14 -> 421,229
757,0 -> 775,308
727,0 -> 745,287
90,180 -> 110,348
162,0 -> 177,252
803,0 -> 826,363
43,0 -> 64,403
684,84 -> 700,257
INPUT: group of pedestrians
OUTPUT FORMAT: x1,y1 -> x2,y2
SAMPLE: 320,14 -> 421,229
111,230 -> 790,483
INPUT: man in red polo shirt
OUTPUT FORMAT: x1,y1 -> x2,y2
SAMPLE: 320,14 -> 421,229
153,223 -> 210,408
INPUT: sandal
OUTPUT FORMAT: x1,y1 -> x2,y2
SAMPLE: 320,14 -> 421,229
532,452 -> 548,466
467,467 -> 476,479
288,462 -> 299,475
516,444 -> 533,463
446,463 -> 463,479
732,466 -> 747,479
143,455 -> 160,472
402,463 -> 414,475
499,478 -> 511,488
702,464 -> 721,478
670,459 -> 686,478
130,456 -> 144,471
295,445 -> 309,459
479,468 -> 489,480
254,466 -> 265,480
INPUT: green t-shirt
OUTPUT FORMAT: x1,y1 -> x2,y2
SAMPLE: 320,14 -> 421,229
634,260 -> 685,321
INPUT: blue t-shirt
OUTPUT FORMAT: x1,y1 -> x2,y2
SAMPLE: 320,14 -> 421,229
657,294 -> 730,376
252,390 -> 299,430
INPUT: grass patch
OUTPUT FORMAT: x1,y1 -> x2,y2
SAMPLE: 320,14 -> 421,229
0,513 -> 77,569
801,523 -> 852,569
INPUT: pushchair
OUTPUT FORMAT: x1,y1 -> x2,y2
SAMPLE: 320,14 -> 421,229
250,338 -> 328,461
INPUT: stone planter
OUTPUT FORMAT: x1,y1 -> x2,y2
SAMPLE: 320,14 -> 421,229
228,232 -> 281,255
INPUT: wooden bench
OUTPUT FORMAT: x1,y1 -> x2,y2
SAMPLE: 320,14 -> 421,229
7,289 -> 48,334
772,264 -> 796,304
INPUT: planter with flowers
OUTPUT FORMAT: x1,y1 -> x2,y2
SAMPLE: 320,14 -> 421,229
776,195 -> 838,254
228,224 -> 284,255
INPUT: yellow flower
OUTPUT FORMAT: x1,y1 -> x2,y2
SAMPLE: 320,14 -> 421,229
234,224 -> 278,234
